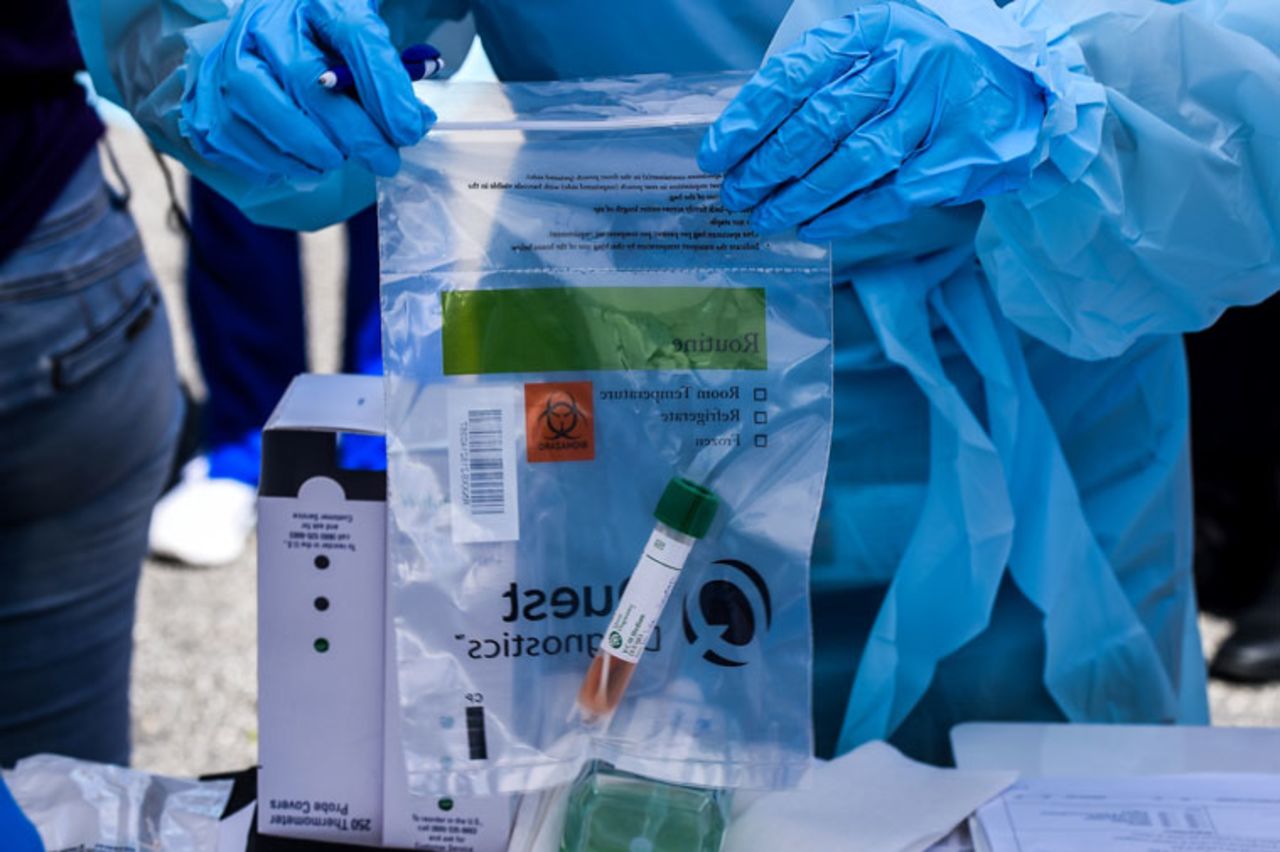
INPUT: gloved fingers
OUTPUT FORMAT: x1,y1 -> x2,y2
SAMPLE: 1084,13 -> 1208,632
796,121 -> 1036,241
223,52 -> 346,175
186,58 -> 331,180
194,104 -> 320,180
719,58 -> 895,212
313,95 -> 408,177
797,167 -> 955,241
304,1 -> 430,147
698,14 -> 875,175
294,66 -> 411,177
749,106 -> 932,234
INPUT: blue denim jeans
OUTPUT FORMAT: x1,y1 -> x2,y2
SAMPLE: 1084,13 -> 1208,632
0,150 -> 180,766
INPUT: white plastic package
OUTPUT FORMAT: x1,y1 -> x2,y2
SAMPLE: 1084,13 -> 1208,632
379,72 -> 833,796
4,754 -> 231,852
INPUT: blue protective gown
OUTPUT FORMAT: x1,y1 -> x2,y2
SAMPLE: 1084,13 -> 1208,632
72,0 -> 1280,763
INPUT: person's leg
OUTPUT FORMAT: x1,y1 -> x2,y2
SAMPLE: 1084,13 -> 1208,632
0,150 -> 180,765
150,179 -> 307,566
1186,294 -> 1280,682
338,204 -> 387,470
341,204 -> 381,379
186,178 -> 307,485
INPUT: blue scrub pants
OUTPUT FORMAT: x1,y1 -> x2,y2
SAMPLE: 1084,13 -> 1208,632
186,179 -> 384,485
0,150 -> 181,766
1186,296 -> 1280,614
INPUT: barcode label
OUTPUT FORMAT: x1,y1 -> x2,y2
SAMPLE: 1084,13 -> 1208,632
448,386 -> 520,543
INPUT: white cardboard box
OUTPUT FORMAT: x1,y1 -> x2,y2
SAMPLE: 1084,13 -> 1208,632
257,374 -> 511,850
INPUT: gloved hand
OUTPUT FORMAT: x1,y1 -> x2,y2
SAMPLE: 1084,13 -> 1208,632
699,2 -> 1046,240
0,776 -> 41,852
180,0 -> 434,181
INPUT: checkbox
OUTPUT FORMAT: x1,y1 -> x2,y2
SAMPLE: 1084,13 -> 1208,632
753,387 -> 768,402
753,410 -> 768,425
754,434 -> 768,448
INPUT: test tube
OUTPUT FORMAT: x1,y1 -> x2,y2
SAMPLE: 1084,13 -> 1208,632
577,477 -> 719,720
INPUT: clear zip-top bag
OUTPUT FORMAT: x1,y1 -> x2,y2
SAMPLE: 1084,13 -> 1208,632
379,72 -> 832,797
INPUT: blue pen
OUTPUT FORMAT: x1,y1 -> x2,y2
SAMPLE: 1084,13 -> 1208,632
318,43 -> 444,91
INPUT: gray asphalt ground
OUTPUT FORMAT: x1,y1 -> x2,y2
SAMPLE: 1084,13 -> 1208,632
109,122 -> 1280,779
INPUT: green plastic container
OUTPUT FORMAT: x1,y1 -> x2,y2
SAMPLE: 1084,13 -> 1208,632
560,762 -> 730,852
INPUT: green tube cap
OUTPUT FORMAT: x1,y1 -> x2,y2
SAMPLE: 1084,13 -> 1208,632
654,477 -> 719,539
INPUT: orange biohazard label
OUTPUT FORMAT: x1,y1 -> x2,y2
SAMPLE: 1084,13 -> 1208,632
524,381 -> 595,463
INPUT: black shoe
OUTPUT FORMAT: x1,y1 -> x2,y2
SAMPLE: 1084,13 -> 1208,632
1210,577 -> 1280,684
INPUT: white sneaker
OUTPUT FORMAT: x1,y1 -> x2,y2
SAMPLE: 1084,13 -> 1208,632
149,456 -> 256,566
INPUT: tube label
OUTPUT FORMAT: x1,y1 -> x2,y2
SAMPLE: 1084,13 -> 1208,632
602,528 -> 693,664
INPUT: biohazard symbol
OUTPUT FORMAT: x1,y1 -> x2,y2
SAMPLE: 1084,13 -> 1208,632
538,391 -> 583,440
524,381 -> 595,463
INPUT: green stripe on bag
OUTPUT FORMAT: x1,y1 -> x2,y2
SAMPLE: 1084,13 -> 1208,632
441,286 -> 767,374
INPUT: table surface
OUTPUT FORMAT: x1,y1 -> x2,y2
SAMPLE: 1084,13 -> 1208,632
952,723 -> 1280,776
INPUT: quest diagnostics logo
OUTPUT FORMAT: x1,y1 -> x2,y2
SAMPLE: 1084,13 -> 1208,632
682,559 -> 772,667
524,381 -> 595,463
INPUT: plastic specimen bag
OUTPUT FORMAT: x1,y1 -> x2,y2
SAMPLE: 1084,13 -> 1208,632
3,754 -> 231,852
379,72 -> 832,796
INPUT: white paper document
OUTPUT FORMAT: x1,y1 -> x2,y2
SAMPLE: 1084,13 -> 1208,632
726,742 -> 1015,852
973,774 -> 1280,852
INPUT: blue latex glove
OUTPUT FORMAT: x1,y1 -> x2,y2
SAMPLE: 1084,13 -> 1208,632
699,2 -> 1046,240
0,776 -> 42,852
181,0 -> 434,181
